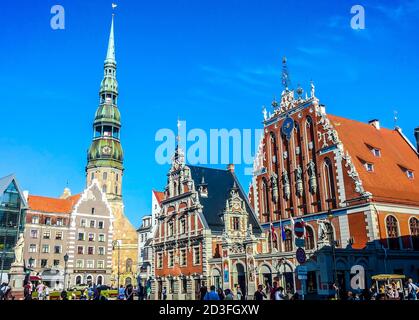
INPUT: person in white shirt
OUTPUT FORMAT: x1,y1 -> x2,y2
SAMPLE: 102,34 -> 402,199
275,287 -> 285,300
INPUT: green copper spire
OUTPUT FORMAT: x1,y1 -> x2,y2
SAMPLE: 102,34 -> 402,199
105,14 -> 116,65
87,14 -> 123,172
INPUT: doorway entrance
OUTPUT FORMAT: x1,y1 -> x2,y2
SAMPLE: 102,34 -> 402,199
236,263 -> 246,298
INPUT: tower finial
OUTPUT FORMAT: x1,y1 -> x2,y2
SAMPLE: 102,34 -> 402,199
281,56 -> 290,90
176,117 -> 181,143
310,79 -> 315,98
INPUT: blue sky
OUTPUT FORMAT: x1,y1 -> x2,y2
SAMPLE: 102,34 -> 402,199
1,0 -> 418,226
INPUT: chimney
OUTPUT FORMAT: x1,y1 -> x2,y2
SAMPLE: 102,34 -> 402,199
368,119 -> 380,130
227,164 -> 235,173
415,127 -> 419,152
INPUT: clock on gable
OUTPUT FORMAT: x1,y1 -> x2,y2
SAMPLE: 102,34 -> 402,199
281,116 -> 294,140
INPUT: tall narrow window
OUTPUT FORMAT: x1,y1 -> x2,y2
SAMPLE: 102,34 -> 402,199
305,226 -> 315,250
386,215 -> 400,250
284,229 -> 293,252
324,158 -> 337,209
103,172 -> 107,180
409,217 -> 419,251
233,217 -> 240,231
261,178 -> 270,222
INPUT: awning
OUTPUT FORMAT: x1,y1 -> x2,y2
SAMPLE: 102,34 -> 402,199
30,276 -> 42,282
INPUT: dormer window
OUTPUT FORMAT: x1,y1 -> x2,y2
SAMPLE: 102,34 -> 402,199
365,162 -> 374,172
407,170 -> 414,179
399,165 -> 415,180
372,148 -> 381,157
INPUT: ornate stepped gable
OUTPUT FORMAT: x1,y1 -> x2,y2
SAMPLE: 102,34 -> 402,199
251,67 -> 419,222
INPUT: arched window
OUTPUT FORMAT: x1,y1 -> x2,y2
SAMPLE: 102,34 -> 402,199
86,275 -> 93,285
284,229 -> 293,252
75,275 -> 82,285
126,258 -> 133,273
386,215 -> 400,250
103,172 -> 107,180
324,158 -> 337,209
409,217 -> 419,251
305,226 -> 315,250
261,178 -> 270,222
97,275 -> 103,285
102,184 -> 107,193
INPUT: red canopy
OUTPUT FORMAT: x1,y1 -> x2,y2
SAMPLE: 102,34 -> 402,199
30,276 -> 42,282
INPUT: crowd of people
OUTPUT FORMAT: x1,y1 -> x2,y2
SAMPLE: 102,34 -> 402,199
336,278 -> 419,301
1,277 -> 418,301
0,277 -> 154,301
193,283 -> 298,301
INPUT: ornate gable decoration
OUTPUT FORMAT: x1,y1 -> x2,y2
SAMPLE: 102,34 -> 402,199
225,185 -> 246,214
316,109 -> 372,199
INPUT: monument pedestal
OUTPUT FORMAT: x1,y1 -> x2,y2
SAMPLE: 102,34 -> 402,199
9,262 -> 26,300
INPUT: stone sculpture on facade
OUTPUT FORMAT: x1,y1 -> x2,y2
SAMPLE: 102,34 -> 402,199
270,172 -> 279,203
295,165 -> 303,197
307,160 -> 317,194
282,170 -> 290,200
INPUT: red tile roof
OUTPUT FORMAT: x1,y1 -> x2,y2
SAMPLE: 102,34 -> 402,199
153,190 -> 165,205
329,114 -> 419,206
28,194 -> 81,214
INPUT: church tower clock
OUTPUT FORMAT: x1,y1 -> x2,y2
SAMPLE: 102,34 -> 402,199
86,13 -> 138,285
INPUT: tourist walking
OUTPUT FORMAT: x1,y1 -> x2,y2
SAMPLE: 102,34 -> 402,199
36,282 -> 45,300
125,284 -> 134,301
236,285 -> 243,300
204,285 -> 220,300
254,284 -> 267,301
199,285 -> 207,300
118,285 -> 125,300
162,286 -> 167,300
217,288 -> 225,300
224,289 -> 234,300
23,281 -> 33,300
269,281 -> 278,300
407,278 -> 419,300
274,286 -> 286,300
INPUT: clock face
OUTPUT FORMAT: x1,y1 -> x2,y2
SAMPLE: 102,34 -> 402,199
282,116 -> 294,140
102,146 -> 112,155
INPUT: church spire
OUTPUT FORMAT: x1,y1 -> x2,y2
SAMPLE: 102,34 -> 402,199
86,12 -> 123,199
105,14 -> 116,65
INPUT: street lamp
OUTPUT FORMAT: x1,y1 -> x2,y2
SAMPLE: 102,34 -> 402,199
112,240 -> 121,289
63,253 -> 69,290
29,257 -> 34,268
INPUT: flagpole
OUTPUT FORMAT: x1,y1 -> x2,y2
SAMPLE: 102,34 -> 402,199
279,216 -> 283,252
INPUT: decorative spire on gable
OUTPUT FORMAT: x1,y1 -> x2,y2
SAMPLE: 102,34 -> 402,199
281,56 -> 291,91
172,119 -> 185,168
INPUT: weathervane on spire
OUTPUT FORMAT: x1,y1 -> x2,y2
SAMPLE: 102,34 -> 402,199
281,56 -> 290,90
